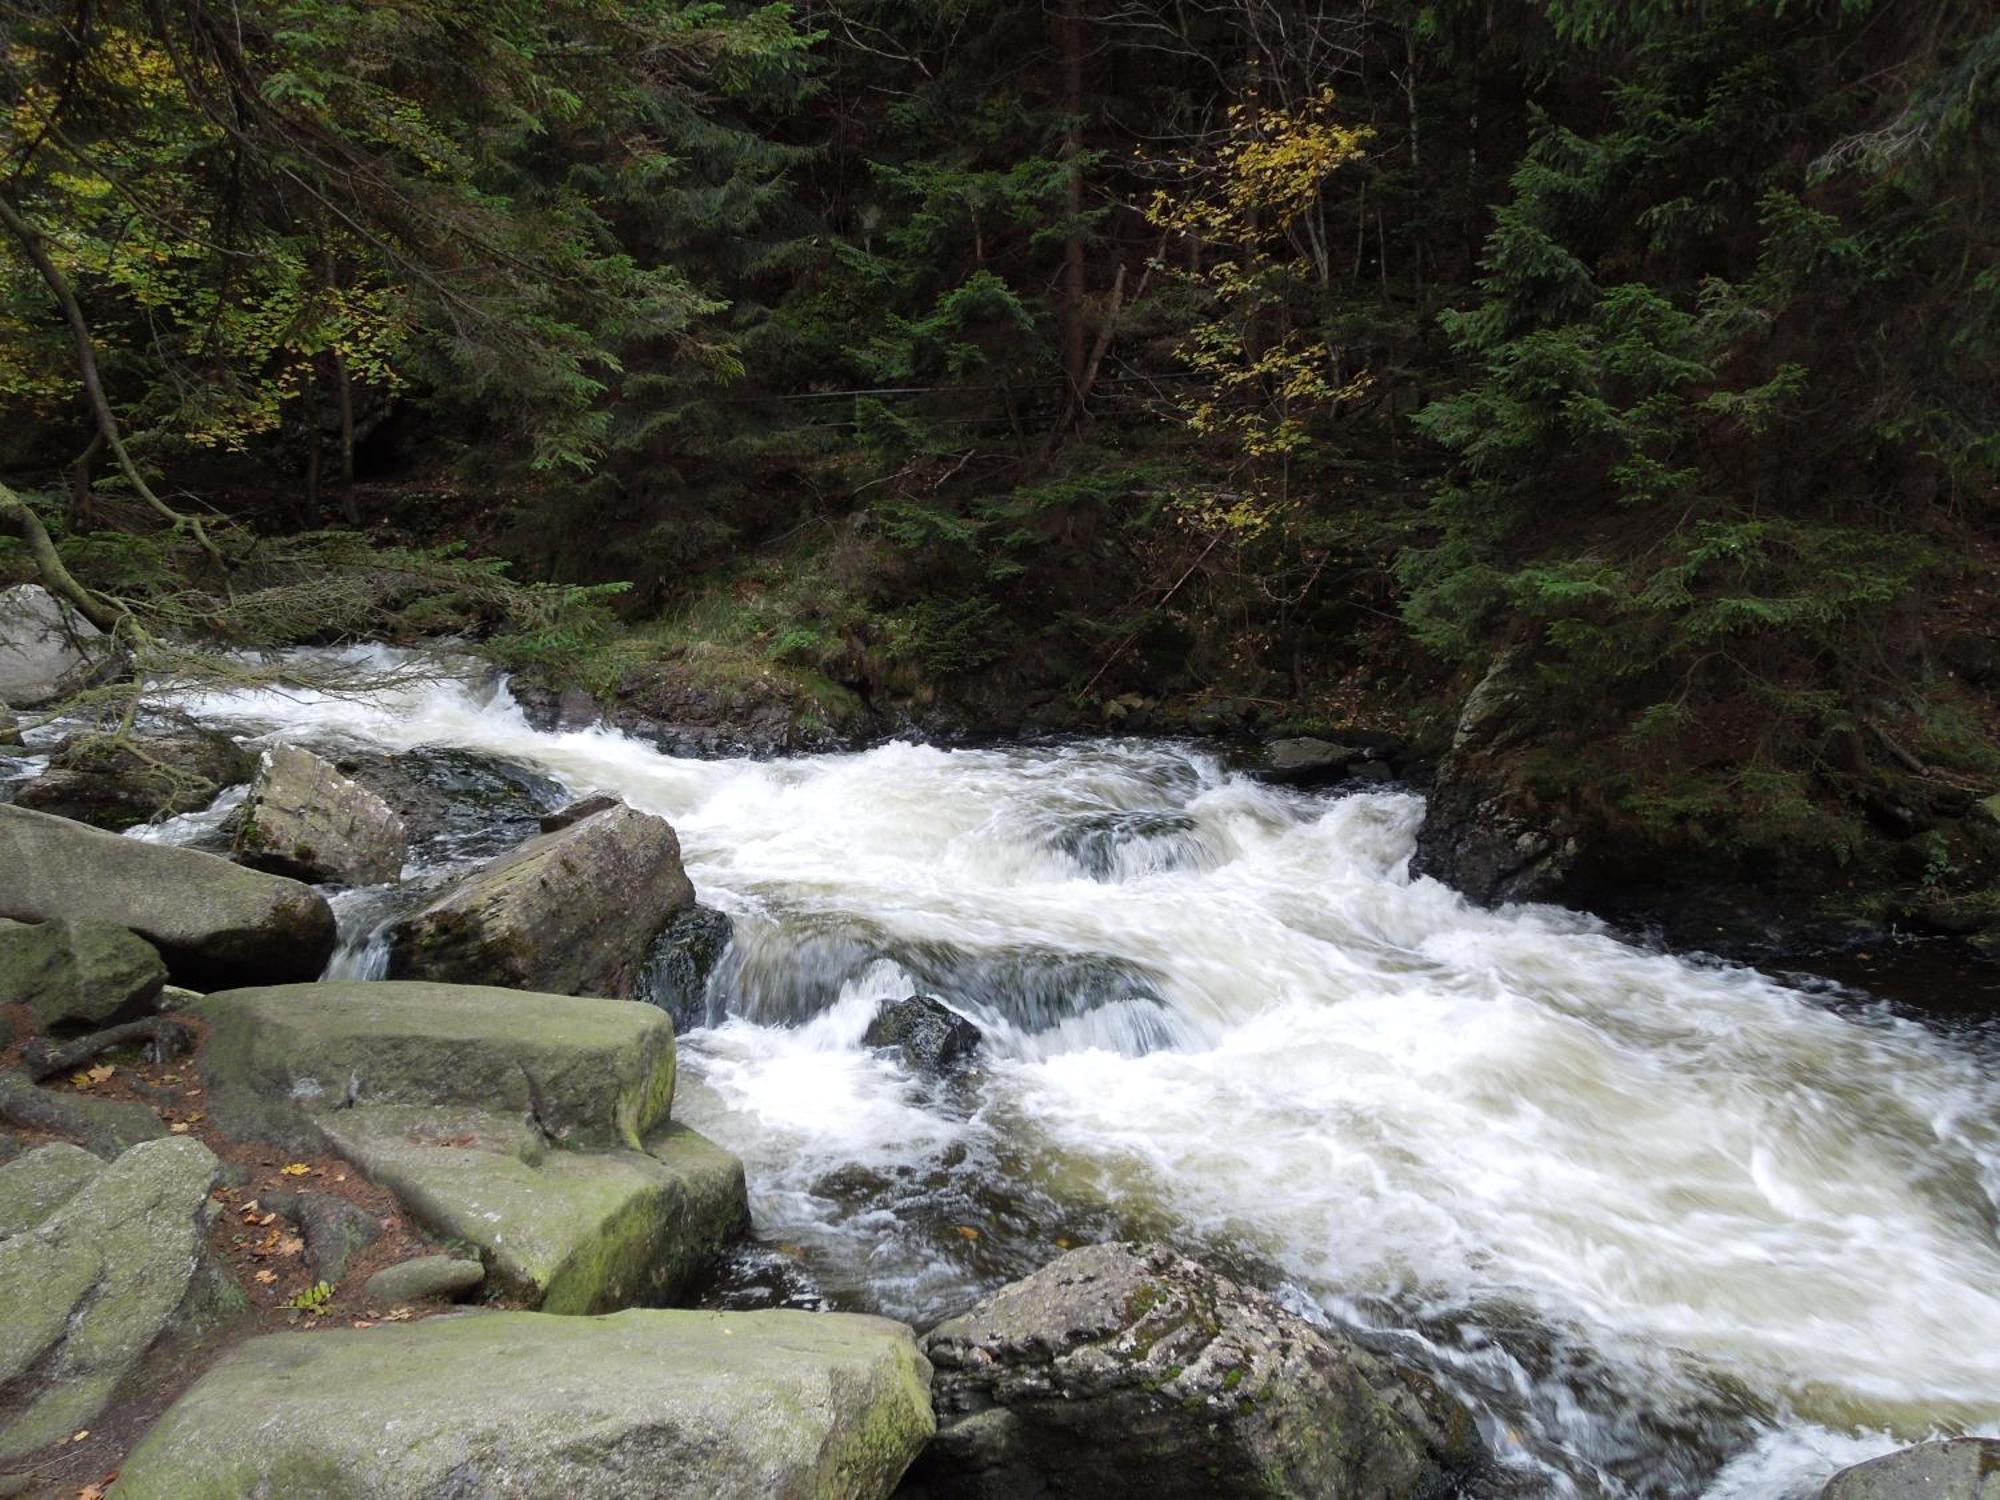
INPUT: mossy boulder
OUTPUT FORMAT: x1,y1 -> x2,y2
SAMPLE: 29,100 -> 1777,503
0,805 -> 336,987
193,979 -> 678,1155
232,742 -> 407,886
15,727 -> 254,831
909,1242 -> 1479,1500
1819,1439 -> 2000,1500
114,1307 -> 935,1499
319,1107 -> 748,1312
0,1136 -> 236,1460
388,802 -> 695,997
0,916 -> 165,1028
0,1070 -> 170,1160
361,1254 -> 484,1305
0,1141 -> 101,1239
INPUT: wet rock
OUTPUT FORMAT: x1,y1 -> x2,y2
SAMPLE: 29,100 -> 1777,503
1243,736 -> 1367,788
643,903 -> 734,1030
361,1253 -> 484,1305
0,1070 -> 170,1159
540,791 -> 622,832
0,1142 -> 101,1239
335,746 -> 564,861
388,802 -> 695,997
0,709 -> 17,748
864,995 -> 982,1075
232,742 -> 406,886
910,1241 -> 1479,1500
194,979 -> 678,1155
115,1307 -> 933,1500
258,1187 -> 382,1283
0,805 -> 336,987
15,727 -> 254,831
0,1136 -> 234,1460
0,916 -> 165,1028
1819,1439 -> 2000,1499
0,584 -> 105,708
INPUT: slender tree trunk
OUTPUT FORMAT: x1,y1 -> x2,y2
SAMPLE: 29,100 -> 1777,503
302,368 -> 323,525
67,431 -> 103,531
1060,6 -> 1087,401
0,480 -> 126,633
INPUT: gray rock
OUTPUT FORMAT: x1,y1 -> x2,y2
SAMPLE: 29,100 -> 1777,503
15,727 -> 255,831
1252,737 -> 1367,787
115,1307 -> 934,1500
0,1142 -> 101,1239
233,742 -> 407,885
388,802 -> 695,997
0,708 -> 17,748
0,916 -> 166,1028
864,995 -> 981,1075
1820,1440 -> 2000,1500
643,903 -> 734,1030
0,1070 -> 170,1159
259,1187 -> 382,1283
0,1136 -> 233,1459
361,1254 -> 484,1305
0,584 -> 104,708
540,792 -> 622,832
0,804 -> 336,987
911,1241 -> 1479,1500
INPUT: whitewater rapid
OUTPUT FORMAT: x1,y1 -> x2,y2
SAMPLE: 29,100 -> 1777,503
157,653 -> 2000,1497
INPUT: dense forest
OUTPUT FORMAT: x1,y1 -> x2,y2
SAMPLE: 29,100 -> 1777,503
4,0 -> 1999,943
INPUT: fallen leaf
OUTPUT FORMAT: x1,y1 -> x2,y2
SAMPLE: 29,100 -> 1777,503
351,1320 -> 374,1330
70,1429 -> 89,1442
1054,1237 -> 1072,1250
275,1235 -> 305,1257
280,1163 -> 312,1176
170,1122 -> 192,1134
77,1487 -> 105,1500
254,1269 -> 277,1286
955,1226 -> 980,1242
383,1307 -> 415,1322
257,1212 -> 278,1227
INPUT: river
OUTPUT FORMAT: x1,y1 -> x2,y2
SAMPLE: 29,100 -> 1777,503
156,651 -> 2000,1498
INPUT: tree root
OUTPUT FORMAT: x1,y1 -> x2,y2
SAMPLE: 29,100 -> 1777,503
22,1018 -> 195,1083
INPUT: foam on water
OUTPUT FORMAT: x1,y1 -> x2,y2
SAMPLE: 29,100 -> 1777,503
160,649 -> 2000,1495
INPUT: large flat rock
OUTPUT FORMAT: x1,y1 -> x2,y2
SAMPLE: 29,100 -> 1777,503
195,979 -> 677,1154
0,805 -> 335,987
114,1307 -> 935,1499
318,1106 -> 748,1312
389,802 -> 694,997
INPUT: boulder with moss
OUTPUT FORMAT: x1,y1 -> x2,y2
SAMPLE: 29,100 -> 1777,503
15,727 -> 255,831
232,742 -> 407,886
0,805 -> 335,987
0,916 -> 166,1028
388,802 -> 694,997
1819,1440 -> 2000,1500
907,1241 -> 1480,1500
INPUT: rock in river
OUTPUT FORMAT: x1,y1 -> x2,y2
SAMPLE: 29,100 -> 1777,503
114,1307 -> 935,1500
864,994 -> 982,1075
0,583 -> 105,707
1819,1439 -> 2000,1500
0,805 -> 335,987
908,1241 -> 1480,1500
388,801 -> 694,997
15,726 -> 254,831
232,741 -> 407,885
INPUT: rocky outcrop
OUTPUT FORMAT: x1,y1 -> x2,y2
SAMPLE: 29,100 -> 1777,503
233,742 -> 407,885
362,1253 -> 485,1305
0,1136 -> 236,1460
15,727 -> 255,830
864,995 -> 982,1075
0,1142 -> 101,1239
195,980 -> 749,1310
0,916 -> 166,1028
0,805 -> 336,987
0,1070 -> 169,1159
1410,650 -> 1576,906
115,1307 -> 934,1500
909,1242 -> 1479,1500
1819,1440 -> 2000,1500
0,584 -> 105,707
388,801 -> 695,997
643,902 -> 734,1030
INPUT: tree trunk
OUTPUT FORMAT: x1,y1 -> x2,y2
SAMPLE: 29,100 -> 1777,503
1060,7 -> 1088,402
67,432 -> 103,532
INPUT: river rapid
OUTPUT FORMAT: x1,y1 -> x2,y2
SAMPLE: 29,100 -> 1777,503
158,652 -> 2000,1499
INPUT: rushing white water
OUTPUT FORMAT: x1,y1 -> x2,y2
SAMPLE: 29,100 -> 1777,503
160,650 -> 2000,1497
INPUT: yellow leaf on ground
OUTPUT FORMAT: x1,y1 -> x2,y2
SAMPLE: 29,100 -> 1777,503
280,1163 -> 312,1176
955,1226 -> 980,1241
275,1235 -> 305,1257
70,1430 -> 88,1442
254,1270 -> 277,1286
169,1122 -> 192,1134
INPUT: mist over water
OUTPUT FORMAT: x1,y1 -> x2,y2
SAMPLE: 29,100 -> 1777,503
164,650 -> 2000,1497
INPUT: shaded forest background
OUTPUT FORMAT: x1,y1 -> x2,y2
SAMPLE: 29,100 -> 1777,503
3,0 -> 1999,931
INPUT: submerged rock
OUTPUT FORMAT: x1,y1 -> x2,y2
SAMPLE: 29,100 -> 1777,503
0,1136 -> 235,1460
0,805 -> 336,987
16,727 -> 254,831
233,741 -> 407,886
115,1307 -> 934,1500
644,902 -> 734,1030
1819,1439 -> 2000,1499
864,995 -> 982,1075
909,1241 -> 1479,1500
0,583 -> 105,707
388,802 -> 694,997
0,916 -> 166,1028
